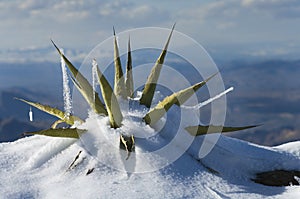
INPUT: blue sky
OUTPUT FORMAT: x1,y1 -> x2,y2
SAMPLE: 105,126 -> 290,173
1,0 -> 300,62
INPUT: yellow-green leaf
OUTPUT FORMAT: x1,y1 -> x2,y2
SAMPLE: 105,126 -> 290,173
144,73 -> 217,126
113,27 -> 127,98
95,59 -> 123,128
185,124 -> 259,136
120,134 -> 135,160
139,24 -> 175,108
15,98 -> 83,126
51,119 -> 65,129
51,40 -> 107,115
125,36 -> 134,98
24,128 -> 86,139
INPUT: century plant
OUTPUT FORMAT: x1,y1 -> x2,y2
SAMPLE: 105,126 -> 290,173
17,25 -> 256,159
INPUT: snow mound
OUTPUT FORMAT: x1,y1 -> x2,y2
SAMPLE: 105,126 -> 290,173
1,96 -> 300,198
1,129 -> 300,198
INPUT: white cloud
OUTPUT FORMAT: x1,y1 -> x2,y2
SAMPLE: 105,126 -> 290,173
169,0 -> 300,61
241,0 -> 300,18
97,1 -> 170,26
0,0 -> 300,62
124,5 -> 152,19
0,46 -> 87,63
242,0 -> 298,8
18,0 -> 50,10
216,22 -> 236,30
0,0 -> 174,62
243,47 -> 291,58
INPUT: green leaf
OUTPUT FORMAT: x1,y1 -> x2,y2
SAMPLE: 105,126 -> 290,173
51,40 -> 108,115
125,36 -> 134,98
185,124 -> 259,136
24,128 -> 87,139
94,59 -> 123,128
15,98 -> 83,126
113,27 -> 127,98
144,73 -> 217,126
139,24 -> 176,108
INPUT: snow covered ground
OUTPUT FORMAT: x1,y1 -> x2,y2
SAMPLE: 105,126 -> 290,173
1,87 -> 299,198
1,110 -> 300,198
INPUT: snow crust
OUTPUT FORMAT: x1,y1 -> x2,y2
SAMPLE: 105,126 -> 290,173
1,97 -> 300,198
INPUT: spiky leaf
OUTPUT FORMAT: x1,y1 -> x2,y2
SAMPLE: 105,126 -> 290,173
125,36 -> 134,98
139,24 -> 175,108
113,27 -> 127,98
24,128 -> 86,139
51,119 -> 64,129
144,73 -> 217,126
51,40 -> 107,115
94,60 -> 123,128
120,134 -> 135,160
15,98 -> 83,126
185,125 -> 258,136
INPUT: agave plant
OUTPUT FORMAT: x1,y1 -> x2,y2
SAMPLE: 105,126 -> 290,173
17,26 -> 256,164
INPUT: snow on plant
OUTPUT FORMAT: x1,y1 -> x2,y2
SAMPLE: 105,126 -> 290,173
16,25 -> 256,173
60,49 -> 72,118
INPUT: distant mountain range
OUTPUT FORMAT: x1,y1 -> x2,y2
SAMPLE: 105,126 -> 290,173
0,86 -> 61,142
221,59 -> 300,145
0,58 -> 299,145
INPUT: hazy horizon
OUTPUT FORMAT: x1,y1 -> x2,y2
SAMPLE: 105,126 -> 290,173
1,0 -> 300,63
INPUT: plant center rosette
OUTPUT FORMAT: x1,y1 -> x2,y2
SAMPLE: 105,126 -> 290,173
18,26 -> 257,174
